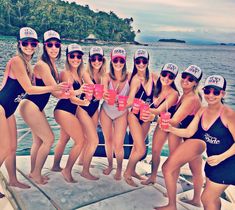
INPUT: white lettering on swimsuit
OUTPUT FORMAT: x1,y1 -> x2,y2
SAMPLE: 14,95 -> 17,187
204,133 -> 220,144
14,93 -> 26,103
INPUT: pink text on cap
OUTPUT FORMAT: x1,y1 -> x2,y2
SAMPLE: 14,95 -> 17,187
90,47 -> 103,56
111,47 -> 126,59
135,49 -> 148,59
20,27 -> 38,40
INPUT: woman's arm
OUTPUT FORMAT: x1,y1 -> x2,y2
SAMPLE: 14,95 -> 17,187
11,57 -> 61,94
126,76 -> 140,107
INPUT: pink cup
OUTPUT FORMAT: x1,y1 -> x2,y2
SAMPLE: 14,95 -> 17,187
107,89 -> 117,105
160,112 -> 171,129
84,84 -> 94,101
94,84 -> 104,100
132,98 -> 142,114
140,103 -> 150,120
118,95 -> 128,111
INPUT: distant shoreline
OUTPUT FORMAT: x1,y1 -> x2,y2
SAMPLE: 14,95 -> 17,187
158,38 -> 186,43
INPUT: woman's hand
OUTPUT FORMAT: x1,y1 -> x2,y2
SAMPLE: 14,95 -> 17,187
207,155 -> 225,166
141,110 -> 155,122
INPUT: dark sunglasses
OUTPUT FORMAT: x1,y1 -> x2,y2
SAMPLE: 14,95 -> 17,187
135,58 -> 148,65
203,87 -> 221,96
69,53 -> 83,59
161,71 -> 175,80
90,55 -> 103,62
181,73 -> 195,82
112,57 -> 125,64
20,40 -> 38,48
44,42 -> 61,48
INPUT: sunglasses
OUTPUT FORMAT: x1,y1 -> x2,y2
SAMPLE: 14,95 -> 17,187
44,42 -> 61,48
203,87 -> 222,96
69,53 -> 83,59
112,57 -> 125,64
20,40 -> 38,48
161,71 -> 175,80
181,73 -> 196,82
90,55 -> 103,62
135,58 -> 148,65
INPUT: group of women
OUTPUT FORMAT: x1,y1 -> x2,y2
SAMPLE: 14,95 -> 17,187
0,27 -> 234,210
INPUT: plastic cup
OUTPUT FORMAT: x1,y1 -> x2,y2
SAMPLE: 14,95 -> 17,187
160,112 -> 171,129
140,103 -> 150,120
132,98 -> 142,114
84,84 -> 94,101
107,89 -> 117,105
94,84 -> 104,100
118,95 -> 128,111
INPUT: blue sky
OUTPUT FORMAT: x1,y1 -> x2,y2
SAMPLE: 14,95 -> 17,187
66,0 -> 235,43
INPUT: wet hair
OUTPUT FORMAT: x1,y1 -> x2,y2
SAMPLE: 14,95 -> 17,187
154,77 -> 179,97
41,38 -> 61,81
109,61 -> 128,82
65,53 -> 84,78
87,56 -> 106,79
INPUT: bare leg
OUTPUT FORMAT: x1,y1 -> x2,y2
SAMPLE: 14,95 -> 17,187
5,115 -> 30,189
201,178 -> 228,210
154,139 -> 206,210
55,110 -> 85,183
77,108 -> 99,180
100,109 -> 114,175
141,126 -> 168,185
51,128 -> 70,172
124,112 -> 150,187
113,113 -> 128,180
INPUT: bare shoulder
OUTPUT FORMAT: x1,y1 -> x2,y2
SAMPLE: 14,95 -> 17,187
196,107 -> 206,117
34,60 -> 50,74
223,105 -> 235,122
11,56 -> 24,66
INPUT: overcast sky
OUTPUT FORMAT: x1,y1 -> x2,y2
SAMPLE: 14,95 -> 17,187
66,0 -> 235,43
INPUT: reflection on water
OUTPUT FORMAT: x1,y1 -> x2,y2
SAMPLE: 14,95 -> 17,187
1,37 -> 235,155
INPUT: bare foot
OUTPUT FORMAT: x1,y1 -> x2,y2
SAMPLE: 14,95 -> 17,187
61,169 -> 77,183
81,171 -> 99,180
180,197 -> 202,207
0,192 -> 5,198
131,171 -> 146,180
153,204 -> 177,210
114,170 -> 122,181
141,177 -> 156,185
103,166 -> 113,175
8,180 -> 30,189
123,173 -> 138,187
51,166 -> 63,172
29,173 -> 49,181
29,174 -> 48,185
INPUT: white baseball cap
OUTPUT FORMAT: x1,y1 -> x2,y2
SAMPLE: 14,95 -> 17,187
183,65 -> 203,81
89,46 -> 104,57
44,30 -> 60,42
111,47 -> 126,60
204,75 -> 226,90
161,63 -> 178,76
134,49 -> 149,60
19,27 -> 38,41
67,43 -> 83,55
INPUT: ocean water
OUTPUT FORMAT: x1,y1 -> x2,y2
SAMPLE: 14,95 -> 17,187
1,37 -> 235,156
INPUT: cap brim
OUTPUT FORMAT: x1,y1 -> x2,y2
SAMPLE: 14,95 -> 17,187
182,72 -> 198,81
68,50 -> 84,55
44,38 -> 61,43
112,55 -> 126,60
161,70 -> 176,76
134,56 -> 148,60
90,53 -> 103,57
20,37 -> 39,42
204,85 -> 223,90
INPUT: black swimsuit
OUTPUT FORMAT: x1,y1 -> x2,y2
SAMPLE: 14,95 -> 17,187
25,78 -> 51,111
197,112 -> 235,185
54,82 -> 81,115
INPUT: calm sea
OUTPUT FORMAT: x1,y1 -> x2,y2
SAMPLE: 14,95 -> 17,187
1,37 -> 235,156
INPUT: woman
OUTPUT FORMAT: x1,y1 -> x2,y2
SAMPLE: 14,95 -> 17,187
0,27 -> 62,189
100,47 -> 130,180
76,46 -> 106,180
157,75 -> 235,210
123,49 -> 159,187
51,44 -> 89,182
19,30 -> 65,184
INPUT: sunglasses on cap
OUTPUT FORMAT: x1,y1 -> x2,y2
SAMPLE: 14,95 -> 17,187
203,87 -> 222,96
135,58 -> 148,65
90,55 -> 103,62
112,57 -> 125,64
44,42 -> 61,48
20,40 -> 38,48
181,72 -> 196,83
161,71 -> 175,80
68,53 -> 83,59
